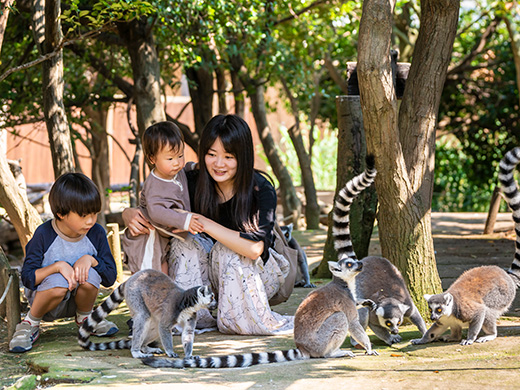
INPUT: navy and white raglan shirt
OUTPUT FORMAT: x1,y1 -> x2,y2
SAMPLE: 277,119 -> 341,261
21,220 -> 117,291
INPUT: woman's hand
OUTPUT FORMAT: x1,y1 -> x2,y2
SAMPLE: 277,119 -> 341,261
122,208 -> 154,236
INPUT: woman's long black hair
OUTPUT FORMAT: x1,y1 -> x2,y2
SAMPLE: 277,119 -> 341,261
195,114 -> 258,232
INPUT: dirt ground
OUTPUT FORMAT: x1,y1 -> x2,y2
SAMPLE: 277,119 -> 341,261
1,212 -> 520,389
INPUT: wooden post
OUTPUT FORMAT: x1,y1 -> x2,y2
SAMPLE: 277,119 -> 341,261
0,247 -> 20,340
106,223 -> 123,283
0,248 -> 8,318
484,185 -> 502,234
6,269 -> 21,340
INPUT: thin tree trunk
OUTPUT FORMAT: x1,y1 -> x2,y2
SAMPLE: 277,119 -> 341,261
248,83 -> 301,224
33,0 -> 75,177
216,67 -> 228,114
231,70 -> 245,118
185,64 -> 214,136
505,5 -> 520,110
280,77 -> 320,229
117,18 -> 165,137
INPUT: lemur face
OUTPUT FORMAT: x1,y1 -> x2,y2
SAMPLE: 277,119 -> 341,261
425,293 -> 453,321
328,258 -> 363,281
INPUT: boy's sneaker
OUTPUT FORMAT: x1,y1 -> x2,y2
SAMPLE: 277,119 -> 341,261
92,319 -> 119,337
76,317 -> 119,337
9,321 -> 40,353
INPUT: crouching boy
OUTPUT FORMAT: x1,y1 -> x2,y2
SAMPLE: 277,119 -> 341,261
9,173 -> 118,353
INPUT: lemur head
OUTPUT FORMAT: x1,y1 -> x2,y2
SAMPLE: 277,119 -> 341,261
374,298 -> 409,334
197,285 -> 218,311
328,257 -> 363,282
280,223 -> 293,241
424,292 -> 453,321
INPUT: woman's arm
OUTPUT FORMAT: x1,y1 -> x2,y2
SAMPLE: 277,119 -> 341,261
122,208 -> 154,236
200,215 -> 264,260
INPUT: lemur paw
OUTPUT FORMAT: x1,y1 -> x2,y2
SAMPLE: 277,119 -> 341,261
388,334 -> 402,344
357,299 -> 376,310
410,338 -> 426,345
460,339 -> 474,346
166,351 -> 179,358
365,350 -> 379,356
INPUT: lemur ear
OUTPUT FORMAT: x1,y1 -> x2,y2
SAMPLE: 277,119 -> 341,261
424,294 -> 432,301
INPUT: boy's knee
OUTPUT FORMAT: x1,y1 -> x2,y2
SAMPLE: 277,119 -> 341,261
78,282 -> 98,293
46,287 -> 69,300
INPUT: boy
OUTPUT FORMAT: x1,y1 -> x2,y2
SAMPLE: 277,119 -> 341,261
9,173 -> 118,353
122,121 -> 203,274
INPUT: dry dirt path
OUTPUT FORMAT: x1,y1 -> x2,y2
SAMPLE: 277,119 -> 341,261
1,213 -> 520,389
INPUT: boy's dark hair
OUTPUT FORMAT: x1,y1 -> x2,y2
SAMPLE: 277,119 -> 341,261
142,121 -> 184,167
49,173 -> 101,220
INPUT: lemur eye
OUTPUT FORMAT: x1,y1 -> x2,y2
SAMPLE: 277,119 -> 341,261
385,321 -> 392,327
428,307 -> 432,312
436,308 -> 442,313
347,262 -> 352,268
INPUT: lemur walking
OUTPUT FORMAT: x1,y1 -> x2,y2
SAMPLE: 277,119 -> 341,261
142,156 -> 379,369
412,147 -> 520,346
78,269 -> 217,358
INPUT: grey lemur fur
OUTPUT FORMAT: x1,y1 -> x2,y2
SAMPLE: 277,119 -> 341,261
411,147 -> 520,346
354,256 -> 427,346
78,269 -> 217,358
141,156 -> 378,369
280,223 -> 316,288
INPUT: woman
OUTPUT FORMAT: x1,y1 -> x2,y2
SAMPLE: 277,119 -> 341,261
123,114 -> 293,335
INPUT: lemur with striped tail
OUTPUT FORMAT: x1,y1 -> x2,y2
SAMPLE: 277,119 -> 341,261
411,147 -> 520,346
78,269 -> 217,358
142,156 -> 379,369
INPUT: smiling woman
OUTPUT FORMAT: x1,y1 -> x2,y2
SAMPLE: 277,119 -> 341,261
123,114 -> 294,336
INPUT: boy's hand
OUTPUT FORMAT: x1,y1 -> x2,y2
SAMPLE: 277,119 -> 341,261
56,261 -> 77,291
188,215 -> 204,235
73,255 -> 95,285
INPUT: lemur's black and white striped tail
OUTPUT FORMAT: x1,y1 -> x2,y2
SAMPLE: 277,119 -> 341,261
499,147 -> 520,286
142,348 -> 304,369
333,155 -> 377,261
78,283 -> 130,351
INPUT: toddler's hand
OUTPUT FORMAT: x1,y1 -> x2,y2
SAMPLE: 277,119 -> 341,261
188,215 -> 204,235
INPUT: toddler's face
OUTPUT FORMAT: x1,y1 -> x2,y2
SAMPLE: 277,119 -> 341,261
150,143 -> 185,180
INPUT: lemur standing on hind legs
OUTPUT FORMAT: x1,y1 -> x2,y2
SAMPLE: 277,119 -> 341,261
78,269 -> 217,358
141,156 -> 379,369
411,147 -> 520,346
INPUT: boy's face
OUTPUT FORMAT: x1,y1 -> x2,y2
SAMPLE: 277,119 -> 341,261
56,212 -> 98,238
150,143 -> 185,181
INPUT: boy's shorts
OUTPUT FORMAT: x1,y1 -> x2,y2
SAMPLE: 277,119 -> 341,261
25,268 -> 102,322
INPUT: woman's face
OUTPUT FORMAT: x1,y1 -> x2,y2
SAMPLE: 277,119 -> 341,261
205,137 -> 238,187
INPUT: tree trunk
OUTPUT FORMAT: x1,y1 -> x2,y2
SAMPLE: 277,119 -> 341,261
34,0 -> 75,177
358,0 -> 458,314
280,78 -> 320,229
117,18 -> 165,137
314,96 -> 377,277
216,67 -> 228,114
505,4 -> 520,110
248,83 -> 301,224
185,64 -> 214,136
231,70 -> 245,118
0,157 -> 42,253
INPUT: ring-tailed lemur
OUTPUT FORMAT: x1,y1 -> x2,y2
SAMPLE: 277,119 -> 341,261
141,157 -> 379,369
353,256 -> 427,346
78,269 -> 217,358
411,147 -> 520,346
279,223 -> 316,288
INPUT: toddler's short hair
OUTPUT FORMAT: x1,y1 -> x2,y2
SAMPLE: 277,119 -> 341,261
49,173 -> 101,220
142,121 -> 184,167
